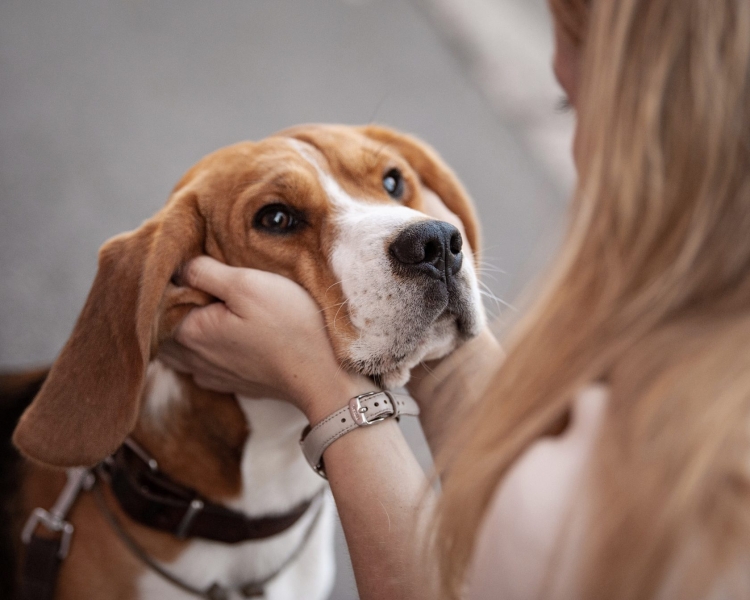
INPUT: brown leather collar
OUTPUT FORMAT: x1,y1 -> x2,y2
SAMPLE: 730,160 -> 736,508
97,439 -> 315,544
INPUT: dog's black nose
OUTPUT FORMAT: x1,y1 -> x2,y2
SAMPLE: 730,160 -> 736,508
389,220 -> 463,280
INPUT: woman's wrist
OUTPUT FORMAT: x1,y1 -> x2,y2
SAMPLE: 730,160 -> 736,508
300,372 -> 380,426
407,327 -> 503,454
408,328 -> 501,402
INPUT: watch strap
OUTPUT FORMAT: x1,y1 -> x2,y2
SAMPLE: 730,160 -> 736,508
300,391 -> 419,478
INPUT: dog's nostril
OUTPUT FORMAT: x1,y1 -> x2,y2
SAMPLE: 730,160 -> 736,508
450,232 -> 463,255
424,240 -> 442,265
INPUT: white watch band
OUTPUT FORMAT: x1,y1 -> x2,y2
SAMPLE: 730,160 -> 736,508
300,391 -> 420,478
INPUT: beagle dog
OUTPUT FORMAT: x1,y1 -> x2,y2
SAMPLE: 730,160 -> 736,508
3,124 -> 484,600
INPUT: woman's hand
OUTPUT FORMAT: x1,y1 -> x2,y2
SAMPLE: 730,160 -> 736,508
160,257 -> 376,423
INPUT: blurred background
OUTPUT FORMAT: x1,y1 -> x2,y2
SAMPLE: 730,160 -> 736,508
0,0 -> 573,597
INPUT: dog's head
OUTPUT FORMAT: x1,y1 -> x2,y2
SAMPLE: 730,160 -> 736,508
14,124 -> 484,467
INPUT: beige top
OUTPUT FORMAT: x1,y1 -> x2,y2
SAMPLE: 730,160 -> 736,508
465,384 -> 608,600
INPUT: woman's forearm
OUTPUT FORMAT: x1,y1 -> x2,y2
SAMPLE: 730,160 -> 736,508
407,328 -> 503,457
298,376 -> 436,600
318,418 -> 436,600
321,328 -> 504,600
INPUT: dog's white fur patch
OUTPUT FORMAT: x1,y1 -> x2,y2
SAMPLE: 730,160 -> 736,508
289,138 -> 485,387
228,397 -> 327,516
142,360 -> 183,424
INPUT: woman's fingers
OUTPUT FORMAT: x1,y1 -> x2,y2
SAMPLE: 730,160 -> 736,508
160,338 -> 236,380
184,256 -> 315,317
173,300 -> 237,350
183,256 -> 242,304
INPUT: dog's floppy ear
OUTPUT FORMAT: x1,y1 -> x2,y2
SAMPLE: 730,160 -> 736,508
13,198 -> 211,467
359,125 -> 481,257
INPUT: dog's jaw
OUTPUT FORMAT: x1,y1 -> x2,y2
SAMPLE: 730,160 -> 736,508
320,162 -> 485,389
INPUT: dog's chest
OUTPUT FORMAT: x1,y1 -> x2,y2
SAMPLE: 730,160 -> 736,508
136,495 -> 336,600
138,367 -> 334,599
228,398 -> 325,516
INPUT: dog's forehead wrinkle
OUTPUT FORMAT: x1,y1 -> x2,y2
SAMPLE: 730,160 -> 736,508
226,176 -> 264,201
286,139 -> 325,173
370,141 -> 392,164
287,137 -> 395,214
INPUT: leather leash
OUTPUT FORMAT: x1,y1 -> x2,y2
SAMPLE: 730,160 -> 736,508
19,468 -> 94,600
19,438 -> 325,600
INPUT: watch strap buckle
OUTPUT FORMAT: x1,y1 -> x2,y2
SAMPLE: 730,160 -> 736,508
349,391 -> 395,426
301,391 -> 419,478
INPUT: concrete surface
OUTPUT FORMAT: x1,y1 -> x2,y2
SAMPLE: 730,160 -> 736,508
0,0 -> 571,597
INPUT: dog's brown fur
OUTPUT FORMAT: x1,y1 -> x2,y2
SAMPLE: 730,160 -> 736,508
13,125 -> 478,469
4,124 -> 480,599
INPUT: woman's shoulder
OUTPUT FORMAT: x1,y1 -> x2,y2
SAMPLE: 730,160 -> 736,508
465,384 -> 609,600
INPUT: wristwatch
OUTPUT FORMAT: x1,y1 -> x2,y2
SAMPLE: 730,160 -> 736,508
300,390 -> 420,478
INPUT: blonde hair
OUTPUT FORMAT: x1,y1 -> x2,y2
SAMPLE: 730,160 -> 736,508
436,0 -> 750,598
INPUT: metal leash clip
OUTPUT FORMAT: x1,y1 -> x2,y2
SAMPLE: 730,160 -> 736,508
21,467 -> 94,559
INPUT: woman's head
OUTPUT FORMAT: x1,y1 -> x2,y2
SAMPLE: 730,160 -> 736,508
549,0 -> 588,106
437,0 -> 750,598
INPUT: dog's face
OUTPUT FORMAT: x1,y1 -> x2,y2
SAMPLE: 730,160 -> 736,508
180,126 -> 483,387
13,124 -> 483,467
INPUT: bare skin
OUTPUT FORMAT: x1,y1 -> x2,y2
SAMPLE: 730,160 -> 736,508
162,29 -> 582,600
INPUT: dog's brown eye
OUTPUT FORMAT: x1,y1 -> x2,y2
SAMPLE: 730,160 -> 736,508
253,204 -> 304,234
383,168 -> 405,200
263,210 -> 292,229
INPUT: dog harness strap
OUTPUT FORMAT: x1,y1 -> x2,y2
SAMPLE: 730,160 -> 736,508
19,467 -> 93,600
100,441 -> 313,543
19,537 -> 62,600
300,391 -> 420,478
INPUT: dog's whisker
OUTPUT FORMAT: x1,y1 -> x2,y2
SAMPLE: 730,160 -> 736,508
477,281 -> 516,313
478,243 -> 503,252
476,270 -> 504,279
418,360 -> 436,378
367,92 -> 391,125
476,263 -> 506,274
332,359 -> 348,385
475,272 -> 501,284
315,300 -> 348,317
332,299 -> 349,332
477,284 -> 503,316
323,280 -> 344,296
